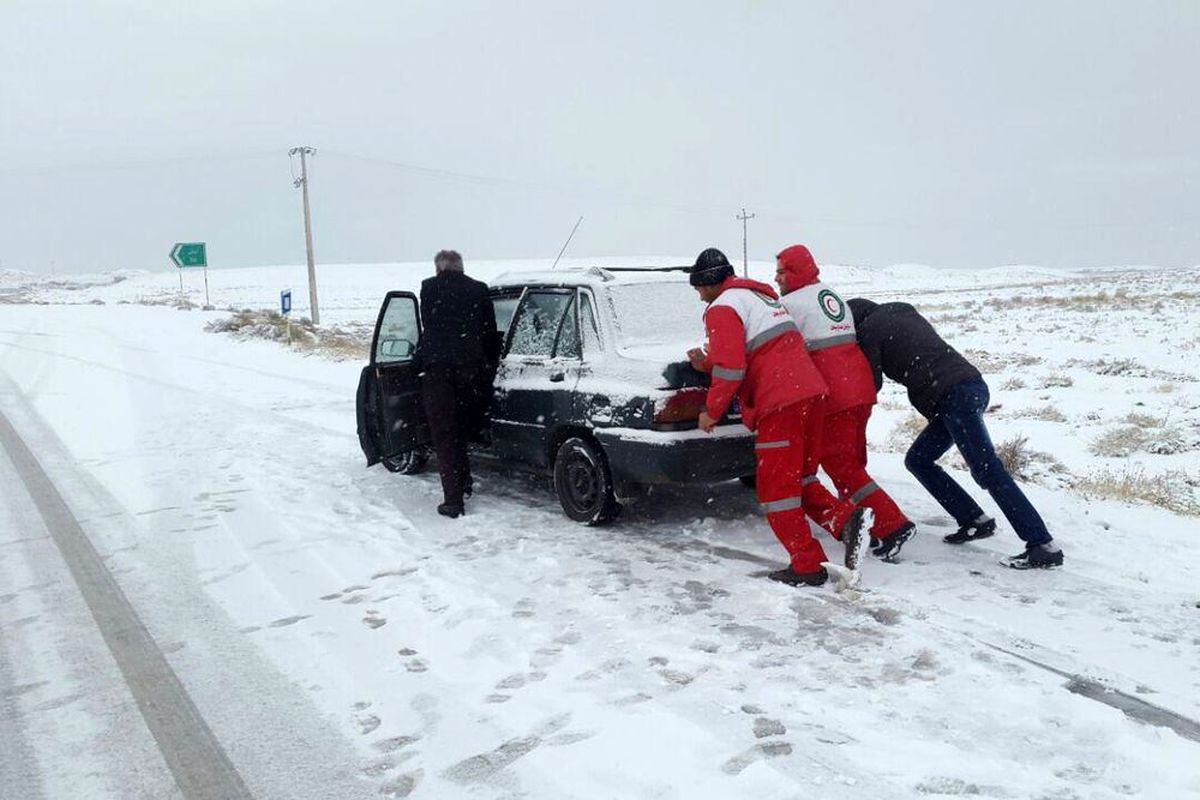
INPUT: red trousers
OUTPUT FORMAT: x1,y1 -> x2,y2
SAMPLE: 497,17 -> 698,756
820,404 -> 909,538
755,400 -> 857,573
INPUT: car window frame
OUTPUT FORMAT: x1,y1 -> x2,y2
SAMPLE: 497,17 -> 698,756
370,291 -> 422,367
577,287 -> 603,359
503,286 -> 577,361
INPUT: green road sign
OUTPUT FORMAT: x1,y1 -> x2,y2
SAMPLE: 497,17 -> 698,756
171,242 -> 207,268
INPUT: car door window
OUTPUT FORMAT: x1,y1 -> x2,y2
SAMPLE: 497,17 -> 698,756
554,296 -> 581,359
492,291 -> 522,335
579,291 -> 601,356
375,294 -> 420,364
508,292 -> 573,357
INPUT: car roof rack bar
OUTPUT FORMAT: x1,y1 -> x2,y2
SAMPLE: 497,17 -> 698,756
600,266 -> 692,273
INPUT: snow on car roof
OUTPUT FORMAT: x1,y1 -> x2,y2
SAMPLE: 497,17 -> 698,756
491,266 -> 692,289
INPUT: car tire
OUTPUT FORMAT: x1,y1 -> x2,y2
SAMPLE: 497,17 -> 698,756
553,437 -> 621,525
739,474 -> 757,489
381,447 -> 430,475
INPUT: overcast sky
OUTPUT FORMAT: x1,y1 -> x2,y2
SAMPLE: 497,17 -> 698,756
2,1 -> 1197,273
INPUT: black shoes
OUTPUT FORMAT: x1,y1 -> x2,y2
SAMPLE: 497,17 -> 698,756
944,517 -> 996,545
437,503 -> 464,519
1005,542 -> 1063,569
841,508 -> 868,571
768,566 -> 829,587
871,521 -> 916,562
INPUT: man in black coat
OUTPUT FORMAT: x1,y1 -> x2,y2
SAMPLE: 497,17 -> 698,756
848,299 -> 1063,569
419,250 -> 499,518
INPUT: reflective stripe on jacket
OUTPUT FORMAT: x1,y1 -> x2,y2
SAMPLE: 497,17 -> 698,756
703,276 -> 827,431
780,281 -> 877,414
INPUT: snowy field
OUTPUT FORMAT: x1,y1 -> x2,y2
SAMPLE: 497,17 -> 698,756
1,258 -> 1198,799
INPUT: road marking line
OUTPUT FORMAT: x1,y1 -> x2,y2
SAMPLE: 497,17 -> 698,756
0,410 -> 255,800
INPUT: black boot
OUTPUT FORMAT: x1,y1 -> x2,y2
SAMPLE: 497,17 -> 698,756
840,508 -> 867,571
944,517 -> 996,545
1005,542 -> 1063,569
767,566 -> 828,587
437,503 -> 464,519
871,521 -> 916,562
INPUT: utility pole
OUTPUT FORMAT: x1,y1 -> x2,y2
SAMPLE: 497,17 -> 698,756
289,146 -> 320,326
736,208 -> 755,277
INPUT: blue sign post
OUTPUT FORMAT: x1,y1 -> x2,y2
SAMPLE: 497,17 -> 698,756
281,289 -> 293,345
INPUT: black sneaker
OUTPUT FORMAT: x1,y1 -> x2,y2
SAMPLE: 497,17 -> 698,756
437,503 -> 464,519
767,566 -> 828,587
944,517 -> 996,545
1005,542 -> 1063,570
840,508 -> 867,572
871,521 -> 916,562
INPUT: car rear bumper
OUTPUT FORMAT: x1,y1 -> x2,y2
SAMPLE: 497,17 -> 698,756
594,425 -> 755,485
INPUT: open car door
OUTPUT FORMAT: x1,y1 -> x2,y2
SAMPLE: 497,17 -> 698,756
356,291 -> 429,467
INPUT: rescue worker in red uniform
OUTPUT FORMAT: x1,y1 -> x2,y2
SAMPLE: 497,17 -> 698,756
775,244 -> 916,560
686,248 -> 866,587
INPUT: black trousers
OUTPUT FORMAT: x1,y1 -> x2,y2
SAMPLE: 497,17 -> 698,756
421,364 -> 486,506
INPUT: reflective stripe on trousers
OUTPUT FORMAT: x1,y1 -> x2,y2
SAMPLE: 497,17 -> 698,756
849,480 -> 879,505
761,495 -> 804,514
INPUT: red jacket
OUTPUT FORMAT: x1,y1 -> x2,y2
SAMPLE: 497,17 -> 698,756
702,276 -> 828,431
777,245 -> 877,414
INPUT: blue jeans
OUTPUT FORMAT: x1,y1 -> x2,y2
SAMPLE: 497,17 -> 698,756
904,379 -> 1051,546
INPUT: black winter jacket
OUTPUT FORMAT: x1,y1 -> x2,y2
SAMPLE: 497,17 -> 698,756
418,272 -> 500,369
848,299 -> 982,418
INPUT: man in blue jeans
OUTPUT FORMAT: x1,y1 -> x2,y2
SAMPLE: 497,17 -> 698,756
847,299 -> 1064,569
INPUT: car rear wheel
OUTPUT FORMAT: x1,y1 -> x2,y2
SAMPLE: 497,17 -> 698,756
381,447 -> 430,475
554,437 -> 621,525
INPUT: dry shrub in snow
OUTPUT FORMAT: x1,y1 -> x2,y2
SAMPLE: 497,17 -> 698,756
206,310 -> 370,361
1011,405 -> 1067,423
1038,373 -> 1075,389
1090,417 -> 1188,457
1073,468 -> 1200,517
1067,357 -> 1195,384
884,414 -> 928,452
963,349 -> 1043,373
1124,412 -> 1162,428
1001,377 -> 1026,390
996,435 -> 1033,479
1153,383 -> 1177,394
995,435 -> 1068,483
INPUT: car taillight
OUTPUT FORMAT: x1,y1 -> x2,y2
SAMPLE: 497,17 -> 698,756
653,387 -> 707,428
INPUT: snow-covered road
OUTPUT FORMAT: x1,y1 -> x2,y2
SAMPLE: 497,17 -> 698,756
1,262 -> 1198,799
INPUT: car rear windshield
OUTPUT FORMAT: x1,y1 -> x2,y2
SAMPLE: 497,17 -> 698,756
608,282 -> 706,346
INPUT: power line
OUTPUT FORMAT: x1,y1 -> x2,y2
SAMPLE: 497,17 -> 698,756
0,149 -> 281,176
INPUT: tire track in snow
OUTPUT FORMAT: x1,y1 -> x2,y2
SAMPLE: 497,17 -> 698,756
0,410 -> 255,799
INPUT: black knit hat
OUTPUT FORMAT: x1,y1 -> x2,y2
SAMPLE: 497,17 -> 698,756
689,248 -> 735,287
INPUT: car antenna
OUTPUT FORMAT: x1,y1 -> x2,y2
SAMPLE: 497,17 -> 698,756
551,215 -> 584,270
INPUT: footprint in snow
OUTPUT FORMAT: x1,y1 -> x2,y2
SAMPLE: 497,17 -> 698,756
378,770 -> 422,798
441,713 -> 581,785
721,741 -> 794,775
363,612 -> 387,629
